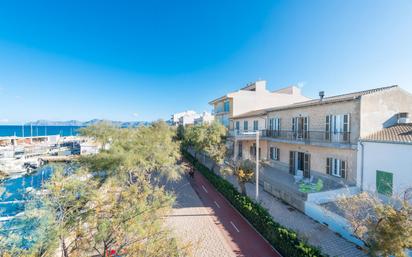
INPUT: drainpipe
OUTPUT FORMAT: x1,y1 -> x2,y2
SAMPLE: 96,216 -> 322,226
359,140 -> 364,192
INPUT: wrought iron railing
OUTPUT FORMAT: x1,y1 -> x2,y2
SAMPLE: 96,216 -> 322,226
262,130 -> 351,144
229,129 -> 351,144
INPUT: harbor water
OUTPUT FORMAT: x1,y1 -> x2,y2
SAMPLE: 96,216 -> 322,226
0,166 -> 53,218
0,125 -> 82,137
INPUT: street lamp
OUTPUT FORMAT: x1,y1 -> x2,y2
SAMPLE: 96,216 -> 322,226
240,130 -> 260,201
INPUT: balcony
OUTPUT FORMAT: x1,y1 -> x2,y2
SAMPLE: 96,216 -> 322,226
261,130 -> 351,145
228,130 -> 261,139
229,129 -> 352,145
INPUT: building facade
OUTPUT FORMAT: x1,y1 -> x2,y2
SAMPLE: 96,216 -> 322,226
171,111 -> 213,126
194,112 -> 214,125
230,85 -> 412,187
358,120 -> 412,198
209,80 -> 311,127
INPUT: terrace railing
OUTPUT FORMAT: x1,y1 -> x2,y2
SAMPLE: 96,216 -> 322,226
229,129 -> 351,144
261,130 -> 351,144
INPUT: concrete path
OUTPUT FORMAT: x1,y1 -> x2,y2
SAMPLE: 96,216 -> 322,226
165,174 -> 235,257
196,152 -> 369,257
165,162 -> 280,257
191,167 -> 281,257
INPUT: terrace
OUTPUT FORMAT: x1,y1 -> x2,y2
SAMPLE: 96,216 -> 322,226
258,163 -> 350,211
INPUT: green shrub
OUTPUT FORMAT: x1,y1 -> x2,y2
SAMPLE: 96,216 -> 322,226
183,150 -> 327,257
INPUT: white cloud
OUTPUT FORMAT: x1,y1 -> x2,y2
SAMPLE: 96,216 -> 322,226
132,113 -> 139,118
0,118 -> 9,123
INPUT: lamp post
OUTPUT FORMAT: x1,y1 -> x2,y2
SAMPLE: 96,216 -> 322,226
255,131 -> 259,201
239,130 -> 260,202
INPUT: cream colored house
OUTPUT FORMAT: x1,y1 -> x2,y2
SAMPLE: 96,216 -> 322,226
209,80 -> 310,127
231,85 -> 412,187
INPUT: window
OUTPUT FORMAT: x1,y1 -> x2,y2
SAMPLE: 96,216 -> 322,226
235,121 -> 240,131
253,120 -> 258,131
215,102 -> 223,114
238,142 -> 242,158
224,100 -> 230,112
218,115 -> 229,127
250,143 -> 261,160
376,170 -> 393,196
243,121 -> 248,131
326,114 -> 350,141
326,158 -> 346,178
289,151 -> 311,178
269,118 -> 280,131
269,118 -> 281,137
292,117 -> 308,139
270,147 -> 280,161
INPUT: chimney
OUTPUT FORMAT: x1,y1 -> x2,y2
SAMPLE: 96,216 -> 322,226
319,91 -> 325,101
397,112 -> 410,124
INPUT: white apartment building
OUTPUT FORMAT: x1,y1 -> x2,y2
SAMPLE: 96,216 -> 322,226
194,112 -> 214,125
171,110 -> 198,125
359,114 -> 412,198
209,80 -> 311,127
171,111 -> 214,126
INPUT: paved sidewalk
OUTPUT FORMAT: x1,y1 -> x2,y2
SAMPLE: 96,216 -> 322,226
164,174 -> 236,257
197,153 -> 368,257
191,166 -> 280,257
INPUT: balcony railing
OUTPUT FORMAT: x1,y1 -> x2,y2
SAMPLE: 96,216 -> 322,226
229,130 -> 261,137
229,129 -> 351,144
262,130 -> 351,144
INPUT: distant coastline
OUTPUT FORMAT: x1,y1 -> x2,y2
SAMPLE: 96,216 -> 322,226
25,119 -> 150,127
0,119 -> 152,137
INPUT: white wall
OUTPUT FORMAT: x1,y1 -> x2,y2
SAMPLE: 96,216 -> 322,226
359,141 -> 412,196
304,202 -> 365,248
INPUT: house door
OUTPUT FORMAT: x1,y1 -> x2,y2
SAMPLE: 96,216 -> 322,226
250,144 -> 261,160
289,151 -> 310,178
332,115 -> 342,141
292,117 -> 308,140
376,170 -> 393,196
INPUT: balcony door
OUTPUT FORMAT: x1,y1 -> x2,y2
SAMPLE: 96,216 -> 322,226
250,143 -> 261,160
289,151 -> 310,178
292,117 -> 308,140
326,114 -> 350,142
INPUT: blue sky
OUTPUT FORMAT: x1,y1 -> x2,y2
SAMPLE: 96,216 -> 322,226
0,0 -> 411,123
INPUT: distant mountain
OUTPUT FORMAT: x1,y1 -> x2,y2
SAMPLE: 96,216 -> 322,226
27,119 -> 150,127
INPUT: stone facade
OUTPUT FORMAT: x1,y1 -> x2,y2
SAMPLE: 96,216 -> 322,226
231,86 -> 412,187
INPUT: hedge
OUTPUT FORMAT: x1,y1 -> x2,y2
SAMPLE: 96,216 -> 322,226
183,150 -> 327,257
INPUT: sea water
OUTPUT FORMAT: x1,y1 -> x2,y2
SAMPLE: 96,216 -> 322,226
0,125 -> 82,137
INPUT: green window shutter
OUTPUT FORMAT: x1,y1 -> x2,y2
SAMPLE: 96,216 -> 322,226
326,158 -> 331,175
325,115 -> 331,141
343,114 -> 350,142
289,151 -> 295,175
303,153 -> 311,178
304,117 -> 309,139
340,160 -> 346,179
376,170 -> 393,196
276,148 -> 280,161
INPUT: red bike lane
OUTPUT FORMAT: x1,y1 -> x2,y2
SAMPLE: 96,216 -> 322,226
189,166 -> 282,257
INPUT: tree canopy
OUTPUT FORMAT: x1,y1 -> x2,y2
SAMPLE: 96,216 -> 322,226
338,192 -> 412,257
0,121 -> 189,257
